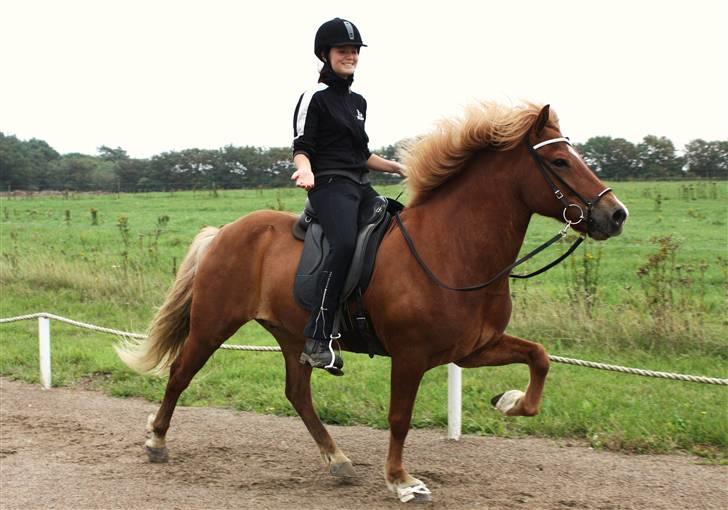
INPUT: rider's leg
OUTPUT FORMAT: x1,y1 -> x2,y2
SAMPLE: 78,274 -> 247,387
301,177 -> 363,374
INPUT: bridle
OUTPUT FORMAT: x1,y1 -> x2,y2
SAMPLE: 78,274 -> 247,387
527,136 -> 612,235
393,136 -> 613,292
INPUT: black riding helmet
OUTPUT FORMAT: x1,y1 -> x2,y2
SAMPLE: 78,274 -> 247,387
314,18 -> 367,62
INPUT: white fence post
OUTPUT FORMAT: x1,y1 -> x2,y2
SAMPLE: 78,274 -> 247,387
447,363 -> 461,440
38,316 -> 51,389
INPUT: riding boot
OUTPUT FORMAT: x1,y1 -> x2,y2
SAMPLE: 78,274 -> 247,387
300,337 -> 344,376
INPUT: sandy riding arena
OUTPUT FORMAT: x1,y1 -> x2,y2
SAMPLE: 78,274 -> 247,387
1,378 -> 725,510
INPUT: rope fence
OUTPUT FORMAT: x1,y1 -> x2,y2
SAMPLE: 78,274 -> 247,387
2,312 -> 726,384
2,312 -> 726,440
0,313 -> 282,351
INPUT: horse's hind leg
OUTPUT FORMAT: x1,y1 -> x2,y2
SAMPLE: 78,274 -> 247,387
281,346 -> 354,477
145,332 -> 224,462
457,333 -> 549,416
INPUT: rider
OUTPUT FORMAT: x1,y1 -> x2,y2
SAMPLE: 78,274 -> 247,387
292,17 -> 405,376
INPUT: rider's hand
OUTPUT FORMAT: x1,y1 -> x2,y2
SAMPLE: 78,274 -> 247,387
291,168 -> 315,190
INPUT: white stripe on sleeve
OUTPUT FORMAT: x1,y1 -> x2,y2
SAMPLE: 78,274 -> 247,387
294,83 -> 328,140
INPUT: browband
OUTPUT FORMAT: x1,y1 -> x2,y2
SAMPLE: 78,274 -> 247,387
532,137 -> 571,150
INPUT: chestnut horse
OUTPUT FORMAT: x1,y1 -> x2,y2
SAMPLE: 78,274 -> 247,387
117,103 -> 627,503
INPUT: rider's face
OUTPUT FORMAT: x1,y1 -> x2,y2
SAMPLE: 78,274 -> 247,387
328,46 -> 359,78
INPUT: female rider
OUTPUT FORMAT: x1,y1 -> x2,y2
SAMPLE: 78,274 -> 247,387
292,18 -> 404,376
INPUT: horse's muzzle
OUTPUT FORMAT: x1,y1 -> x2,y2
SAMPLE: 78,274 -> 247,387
588,196 -> 628,240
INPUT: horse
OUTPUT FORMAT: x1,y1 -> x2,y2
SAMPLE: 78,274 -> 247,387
116,103 -> 628,503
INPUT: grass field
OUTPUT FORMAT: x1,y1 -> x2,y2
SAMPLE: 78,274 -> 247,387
1,181 -> 726,460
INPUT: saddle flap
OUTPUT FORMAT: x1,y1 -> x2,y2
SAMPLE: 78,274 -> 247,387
293,223 -> 328,310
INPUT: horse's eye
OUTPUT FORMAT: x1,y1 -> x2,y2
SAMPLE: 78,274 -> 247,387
552,158 -> 568,168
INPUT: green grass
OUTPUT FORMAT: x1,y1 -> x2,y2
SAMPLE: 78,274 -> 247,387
1,182 -> 726,461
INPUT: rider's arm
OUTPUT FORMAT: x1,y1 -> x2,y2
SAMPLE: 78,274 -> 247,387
292,153 -> 315,190
367,154 -> 406,176
292,90 -> 321,191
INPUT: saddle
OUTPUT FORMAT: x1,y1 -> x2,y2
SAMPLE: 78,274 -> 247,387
292,195 -> 404,357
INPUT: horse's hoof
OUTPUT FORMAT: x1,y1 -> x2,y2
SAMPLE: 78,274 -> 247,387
330,460 -> 356,477
145,445 -> 169,463
387,479 -> 433,503
492,389 -> 525,415
409,491 -> 433,504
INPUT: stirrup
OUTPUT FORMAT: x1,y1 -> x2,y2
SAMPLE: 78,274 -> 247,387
299,338 -> 344,376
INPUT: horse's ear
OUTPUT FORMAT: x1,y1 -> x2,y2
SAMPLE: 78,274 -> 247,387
534,104 -> 551,135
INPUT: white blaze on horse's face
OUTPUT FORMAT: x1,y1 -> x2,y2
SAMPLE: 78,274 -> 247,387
567,144 -> 585,164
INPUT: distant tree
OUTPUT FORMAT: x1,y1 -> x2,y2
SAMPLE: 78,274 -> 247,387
684,139 -> 728,179
636,135 -> 684,179
0,133 -> 60,190
577,136 -> 639,179
149,152 -> 180,190
219,145 -> 262,188
97,145 -> 129,162
170,149 -> 218,189
115,158 -> 150,192
377,144 -> 399,161
258,147 -> 295,187
89,159 -> 118,191
8,132 -> 719,191
0,133 -> 31,189
48,155 -> 99,190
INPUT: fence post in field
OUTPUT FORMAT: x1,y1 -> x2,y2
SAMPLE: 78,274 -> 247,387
448,363 -> 462,440
38,316 -> 51,389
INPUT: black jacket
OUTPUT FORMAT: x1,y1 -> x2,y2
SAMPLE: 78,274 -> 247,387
292,72 -> 371,183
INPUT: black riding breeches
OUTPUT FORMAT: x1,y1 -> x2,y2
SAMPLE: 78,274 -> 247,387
304,176 -> 379,340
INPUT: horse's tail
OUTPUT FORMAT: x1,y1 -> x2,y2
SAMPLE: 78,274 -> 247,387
115,226 -> 220,374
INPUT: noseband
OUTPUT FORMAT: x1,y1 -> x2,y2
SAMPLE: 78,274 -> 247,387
527,136 -> 612,234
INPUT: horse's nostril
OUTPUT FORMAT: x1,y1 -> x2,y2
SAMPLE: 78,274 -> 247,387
612,208 -> 627,226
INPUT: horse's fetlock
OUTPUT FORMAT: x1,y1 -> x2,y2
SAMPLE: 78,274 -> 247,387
519,404 -> 539,417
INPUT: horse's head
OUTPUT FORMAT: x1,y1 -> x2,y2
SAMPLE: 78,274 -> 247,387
524,105 -> 628,240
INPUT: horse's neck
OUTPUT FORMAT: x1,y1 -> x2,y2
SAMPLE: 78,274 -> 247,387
409,151 -> 532,273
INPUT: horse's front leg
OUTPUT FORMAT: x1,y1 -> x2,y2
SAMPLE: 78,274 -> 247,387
282,348 -> 354,477
385,360 -> 433,503
457,333 -> 549,416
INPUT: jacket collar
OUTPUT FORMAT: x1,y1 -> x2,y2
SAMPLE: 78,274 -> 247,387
319,64 -> 354,91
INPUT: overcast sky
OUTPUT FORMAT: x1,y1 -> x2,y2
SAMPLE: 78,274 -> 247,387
2,0 -> 726,158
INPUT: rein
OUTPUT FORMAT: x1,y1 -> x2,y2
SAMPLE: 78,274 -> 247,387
394,136 -> 610,292
394,213 -> 581,291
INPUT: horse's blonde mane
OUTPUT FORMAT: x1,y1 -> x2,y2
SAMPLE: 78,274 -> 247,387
401,102 -> 559,205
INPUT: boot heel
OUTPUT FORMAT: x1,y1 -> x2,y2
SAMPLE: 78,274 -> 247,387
325,366 -> 344,376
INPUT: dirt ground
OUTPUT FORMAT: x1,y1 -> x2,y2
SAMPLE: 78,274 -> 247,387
0,378 -> 725,510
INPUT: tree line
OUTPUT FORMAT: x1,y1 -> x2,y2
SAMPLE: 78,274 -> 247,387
0,132 -> 725,192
